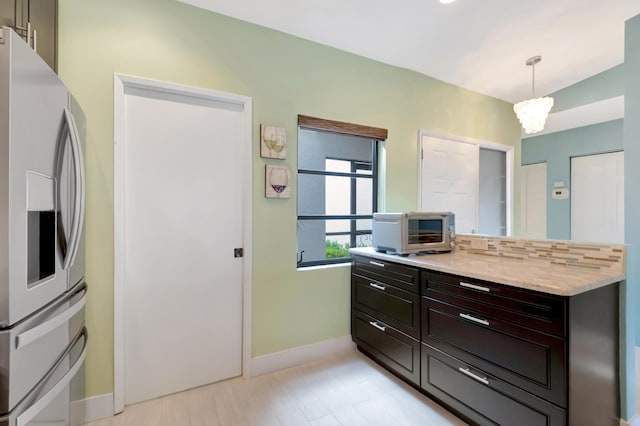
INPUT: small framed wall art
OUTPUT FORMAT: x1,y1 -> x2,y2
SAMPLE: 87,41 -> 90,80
260,124 -> 287,159
265,165 -> 291,199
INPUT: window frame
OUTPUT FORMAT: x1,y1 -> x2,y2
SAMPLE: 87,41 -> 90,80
296,115 -> 387,268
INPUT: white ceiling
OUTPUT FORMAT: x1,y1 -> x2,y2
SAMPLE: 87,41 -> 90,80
178,0 -> 640,104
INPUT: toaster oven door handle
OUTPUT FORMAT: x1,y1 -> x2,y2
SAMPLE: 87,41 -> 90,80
369,261 -> 385,268
369,282 -> 386,291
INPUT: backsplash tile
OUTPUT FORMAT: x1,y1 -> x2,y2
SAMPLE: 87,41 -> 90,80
456,235 -> 625,274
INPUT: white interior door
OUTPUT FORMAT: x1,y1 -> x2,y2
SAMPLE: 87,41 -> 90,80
571,151 -> 624,243
121,85 -> 244,405
520,163 -> 547,239
420,135 -> 479,234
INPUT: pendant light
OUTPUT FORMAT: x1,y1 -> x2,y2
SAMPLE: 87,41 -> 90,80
513,56 -> 554,134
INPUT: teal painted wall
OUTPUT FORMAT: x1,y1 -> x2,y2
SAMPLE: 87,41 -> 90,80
623,13 -> 640,421
521,119 -> 623,240
522,22 -> 634,420
549,65 -> 624,112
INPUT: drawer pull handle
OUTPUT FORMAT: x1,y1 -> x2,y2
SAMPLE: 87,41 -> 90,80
369,261 -> 385,267
458,367 -> 490,385
460,282 -> 491,292
369,321 -> 386,332
369,282 -> 386,291
459,313 -> 490,326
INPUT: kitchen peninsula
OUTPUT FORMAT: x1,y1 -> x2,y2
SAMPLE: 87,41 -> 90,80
350,236 -> 625,426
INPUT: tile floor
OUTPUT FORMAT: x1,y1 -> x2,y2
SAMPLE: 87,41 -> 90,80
83,350 -> 468,426
84,347 -> 640,426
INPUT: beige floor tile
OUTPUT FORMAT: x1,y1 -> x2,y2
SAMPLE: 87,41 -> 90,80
84,350 -> 473,426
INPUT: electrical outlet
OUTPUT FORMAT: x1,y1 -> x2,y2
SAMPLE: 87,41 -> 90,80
470,238 -> 489,250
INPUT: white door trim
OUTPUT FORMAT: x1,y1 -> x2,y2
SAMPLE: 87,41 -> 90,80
417,130 -> 514,236
113,74 -> 253,414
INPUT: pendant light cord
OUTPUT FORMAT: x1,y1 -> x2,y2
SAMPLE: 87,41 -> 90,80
531,63 -> 536,98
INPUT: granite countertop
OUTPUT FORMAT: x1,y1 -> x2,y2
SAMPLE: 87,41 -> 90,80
350,247 -> 625,296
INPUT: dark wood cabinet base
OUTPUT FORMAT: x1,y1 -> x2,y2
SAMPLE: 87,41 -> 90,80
421,343 -> 565,426
351,310 -> 420,385
351,255 -> 620,426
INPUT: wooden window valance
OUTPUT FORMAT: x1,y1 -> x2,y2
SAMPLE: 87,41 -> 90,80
298,115 -> 388,141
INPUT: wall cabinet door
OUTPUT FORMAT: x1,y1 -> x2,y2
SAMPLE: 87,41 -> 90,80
26,0 -> 57,72
0,0 -> 57,71
0,0 -> 15,27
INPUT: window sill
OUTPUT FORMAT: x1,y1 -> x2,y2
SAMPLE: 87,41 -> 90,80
296,262 -> 351,272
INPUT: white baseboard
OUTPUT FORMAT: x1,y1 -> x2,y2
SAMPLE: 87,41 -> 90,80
249,335 -> 356,377
70,338 -> 353,423
71,392 -> 114,424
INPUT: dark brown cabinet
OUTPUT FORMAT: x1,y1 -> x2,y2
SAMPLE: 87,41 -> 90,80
0,0 -> 57,71
351,255 -> 421,385
422,343 -> 565,426
351,255 -> 620,426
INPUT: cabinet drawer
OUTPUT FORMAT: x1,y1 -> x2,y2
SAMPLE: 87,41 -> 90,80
352,273 -> 420,339
352,255 -> 419,294
422,298 -> 566,406
423,270 -> 566,337
421,344 -> 565,426
352,310 -> 420,385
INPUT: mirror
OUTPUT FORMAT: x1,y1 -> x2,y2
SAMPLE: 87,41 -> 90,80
457,67 -> 623,243
419,132 -> 513,238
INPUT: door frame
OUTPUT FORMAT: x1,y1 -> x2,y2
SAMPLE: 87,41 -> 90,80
113,74 -> 253,413
417,130 -> 514,236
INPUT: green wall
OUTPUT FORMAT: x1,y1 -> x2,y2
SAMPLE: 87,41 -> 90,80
57,0 -> 521,397
522,119 -> 624,240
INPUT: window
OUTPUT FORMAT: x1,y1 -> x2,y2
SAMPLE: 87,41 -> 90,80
297,115 -> 387,267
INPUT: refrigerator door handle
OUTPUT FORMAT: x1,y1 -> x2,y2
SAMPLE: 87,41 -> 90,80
15,288 -> 86,350
61,107 -> 85,271
16,328 -> 87,426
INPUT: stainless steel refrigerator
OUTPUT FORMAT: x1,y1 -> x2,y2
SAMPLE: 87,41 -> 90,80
0,25 -> 87,426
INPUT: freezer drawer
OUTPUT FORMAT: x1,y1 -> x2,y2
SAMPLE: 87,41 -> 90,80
0,326 -> 87,426
0,282 -> 86,414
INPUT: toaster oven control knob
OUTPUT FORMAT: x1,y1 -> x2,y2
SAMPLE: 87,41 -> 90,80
449,241 -> 456,248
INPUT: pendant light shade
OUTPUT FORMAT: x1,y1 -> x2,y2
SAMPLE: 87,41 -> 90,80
513,56 -> 554,134
513,96 -> 554,134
